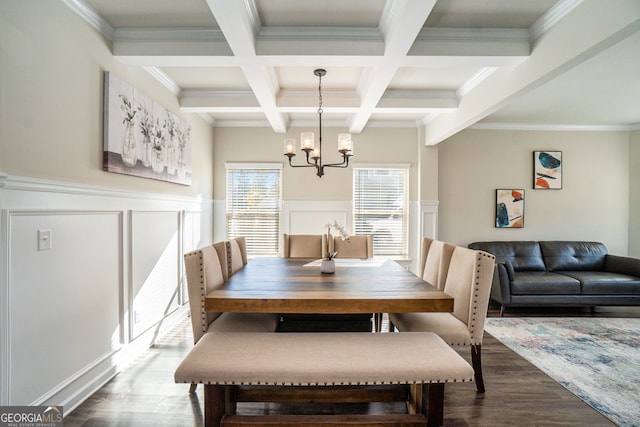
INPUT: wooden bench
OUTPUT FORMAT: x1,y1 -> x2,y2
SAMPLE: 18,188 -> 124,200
174,331 -> 474,427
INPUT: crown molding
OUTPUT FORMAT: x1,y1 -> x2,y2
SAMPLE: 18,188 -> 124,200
143,67 -> 180,96
469,122 -> 637,132
63,0 -> 115,40
241,0 -> 261,37
457,67 -> 498,98
113,27 -> 225,42
530,0 -> 584,41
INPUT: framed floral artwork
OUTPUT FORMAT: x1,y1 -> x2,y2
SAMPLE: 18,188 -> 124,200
103,71 -> 192,185
496,189 -> 524,228
533,151 -> 562,189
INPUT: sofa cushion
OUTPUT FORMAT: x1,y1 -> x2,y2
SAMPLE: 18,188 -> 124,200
558,271 -> 640,294
540,241 -> 607,271
469,241 -> 545,271
510,271 -> 581,295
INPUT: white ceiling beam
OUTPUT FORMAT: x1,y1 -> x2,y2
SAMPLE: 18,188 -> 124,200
423,0 -> 640,145
378,89 -> 458,109
409,28 -> 530,57
206,0 -> 288,133
349,0 -> 438,133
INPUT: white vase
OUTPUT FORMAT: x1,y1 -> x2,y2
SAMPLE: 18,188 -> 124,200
321,259 -> 335,274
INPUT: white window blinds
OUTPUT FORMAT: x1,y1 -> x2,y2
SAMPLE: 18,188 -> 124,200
353,167 -> 408,256
226,165 -> 282,256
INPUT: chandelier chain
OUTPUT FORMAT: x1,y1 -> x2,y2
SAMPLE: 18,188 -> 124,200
317,71 -> 323,115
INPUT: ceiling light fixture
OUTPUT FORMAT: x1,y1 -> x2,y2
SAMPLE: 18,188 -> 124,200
283,69 -> 353,178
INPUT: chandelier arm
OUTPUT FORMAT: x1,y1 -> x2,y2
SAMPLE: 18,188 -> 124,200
287,158 -> 318,169
324,155 -> 352,168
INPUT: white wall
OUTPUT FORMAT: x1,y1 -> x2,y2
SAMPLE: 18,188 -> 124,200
0,1 -> 214,410
437,129 -> 631,255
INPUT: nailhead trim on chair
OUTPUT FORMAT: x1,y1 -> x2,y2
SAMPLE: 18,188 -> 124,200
468,251 -> 495,344
197,251 -> 208,334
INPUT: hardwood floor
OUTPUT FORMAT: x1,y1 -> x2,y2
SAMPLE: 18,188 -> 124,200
64,305 -> 640,426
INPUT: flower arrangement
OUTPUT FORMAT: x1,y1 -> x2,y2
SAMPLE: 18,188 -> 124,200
325,220 -> 350,260
152,117 -> 165,152
137,104 -> 153,139
118,94 -> 136,124
165,110 -> 178,139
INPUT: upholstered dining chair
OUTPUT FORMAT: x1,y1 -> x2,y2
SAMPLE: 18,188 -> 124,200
418,237 -> 434,278
388,238 -> 454,333
389,246 -> 495,392
283,234 -> 328,258
233,236 -> 248,265
183,243 -> 279,393
332,235 -> 373,259
226,237 -> 246,277
422,239 -> 456,291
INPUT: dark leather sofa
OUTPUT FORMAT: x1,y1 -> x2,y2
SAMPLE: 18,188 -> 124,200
468,241 -> 640,316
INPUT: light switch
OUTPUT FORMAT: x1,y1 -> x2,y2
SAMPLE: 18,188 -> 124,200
38,229 -> 52,251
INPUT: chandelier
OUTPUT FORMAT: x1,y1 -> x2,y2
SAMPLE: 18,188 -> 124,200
283,69 -> 353,178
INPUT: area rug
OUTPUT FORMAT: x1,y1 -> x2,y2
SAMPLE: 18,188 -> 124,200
484,317 -> 640,427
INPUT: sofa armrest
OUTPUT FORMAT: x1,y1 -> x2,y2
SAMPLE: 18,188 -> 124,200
493,261 -> 513,304
497,259 -> 515,281
605,254 -> 640,277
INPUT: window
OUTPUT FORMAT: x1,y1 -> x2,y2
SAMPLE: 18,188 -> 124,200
226,163 -> 282,256
353,166 -> 409,256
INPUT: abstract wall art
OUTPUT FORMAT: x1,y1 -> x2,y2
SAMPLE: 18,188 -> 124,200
496,189 -> 524,228
534,151 -> 562,189
103,71 -> 192,185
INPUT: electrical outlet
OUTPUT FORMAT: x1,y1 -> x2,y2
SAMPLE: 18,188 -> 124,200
38,229 -> 52,251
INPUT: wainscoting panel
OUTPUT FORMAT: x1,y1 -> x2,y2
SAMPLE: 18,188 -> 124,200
0,175 -> 213,411
7,210 -> 122,405
130,211 -> 181,340
420,201 -> 439,241
284,201 -> 351,235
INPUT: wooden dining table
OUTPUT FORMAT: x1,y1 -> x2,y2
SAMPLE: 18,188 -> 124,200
204,257 -> 453,314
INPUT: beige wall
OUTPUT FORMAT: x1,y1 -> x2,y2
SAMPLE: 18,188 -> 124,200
438,129 -> 631,255
630,130 -> 640,257
213,126 -> 420,201
0,1 -> 215,408
0,1 -> 214,199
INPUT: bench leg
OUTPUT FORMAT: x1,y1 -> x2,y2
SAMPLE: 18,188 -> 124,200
471,344 -> 485,393
204,385 -> 225,427
423,383 -> 444,427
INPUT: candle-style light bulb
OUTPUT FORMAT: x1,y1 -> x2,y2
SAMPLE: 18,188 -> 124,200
338,133 -> 353,153
301,132 -> 315,151
284,138 -> 296,156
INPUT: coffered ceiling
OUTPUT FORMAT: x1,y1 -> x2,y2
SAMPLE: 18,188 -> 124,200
66,0 -> 640,145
